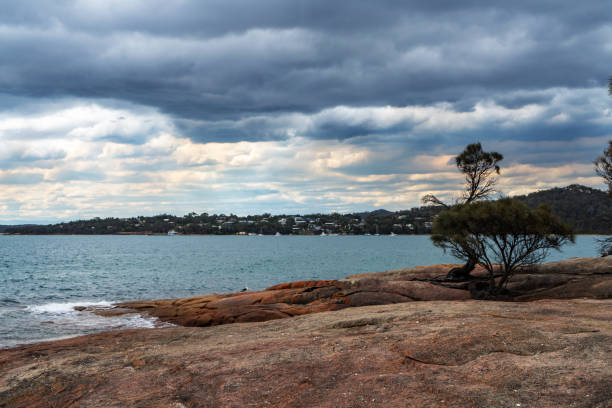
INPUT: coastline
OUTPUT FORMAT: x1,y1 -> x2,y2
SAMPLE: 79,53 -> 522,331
1,257 -> 611,407
2,299 -> 611,407
88,256 -> 612,328
2,256 -> 610,350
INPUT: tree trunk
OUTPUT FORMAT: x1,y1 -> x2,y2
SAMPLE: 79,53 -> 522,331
468,280 -> 492,300
446,256 -> 477,281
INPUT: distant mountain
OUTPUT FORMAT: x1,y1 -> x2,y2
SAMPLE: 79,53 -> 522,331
514,184 -> 612,234
355,209 -> 393,218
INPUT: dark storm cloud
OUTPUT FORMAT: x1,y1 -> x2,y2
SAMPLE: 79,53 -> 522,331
1,0 -> 611,140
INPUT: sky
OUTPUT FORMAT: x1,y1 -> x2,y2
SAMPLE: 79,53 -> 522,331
0,1 -> 611,223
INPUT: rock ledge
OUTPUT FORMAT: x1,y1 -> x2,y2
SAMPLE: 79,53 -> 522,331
101,257 -> 612,327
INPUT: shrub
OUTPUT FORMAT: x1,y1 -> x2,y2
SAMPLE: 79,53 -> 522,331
432,198 -> 575,297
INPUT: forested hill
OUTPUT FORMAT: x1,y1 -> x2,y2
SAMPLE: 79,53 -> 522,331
514,184 -> 612,234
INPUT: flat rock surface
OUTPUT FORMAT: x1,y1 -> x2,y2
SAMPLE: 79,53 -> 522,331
1,299 -> 611,407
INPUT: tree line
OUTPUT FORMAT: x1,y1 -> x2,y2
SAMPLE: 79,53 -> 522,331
3,208 -> 443,236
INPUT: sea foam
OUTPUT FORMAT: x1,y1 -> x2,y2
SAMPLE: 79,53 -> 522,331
24,300 -> 169,332
27,301 -> 113,314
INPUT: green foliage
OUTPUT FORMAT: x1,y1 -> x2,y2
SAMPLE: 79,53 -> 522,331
423,142 -> 503,207
4,207 -> 443,236
455,142 -> 504,204
423,142 -> 505,280
432,198 -> 575,295
594,140 -> 612,197
595,136 -> 612,256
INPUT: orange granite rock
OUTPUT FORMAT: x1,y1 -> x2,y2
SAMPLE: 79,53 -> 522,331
88,257 -> 611,328
1,299 -> 611,407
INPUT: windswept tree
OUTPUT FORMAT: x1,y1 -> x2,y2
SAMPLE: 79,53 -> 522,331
423,142 -> 504,279
595,139 -> 612,256
432,199 -> 575,298
595,77 -> 612,256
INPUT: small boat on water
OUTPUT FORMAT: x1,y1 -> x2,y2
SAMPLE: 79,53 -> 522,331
275,232 -> 282,236
167,230 -> 178,236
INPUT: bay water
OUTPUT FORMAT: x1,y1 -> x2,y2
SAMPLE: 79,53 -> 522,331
0,235 -> 603,349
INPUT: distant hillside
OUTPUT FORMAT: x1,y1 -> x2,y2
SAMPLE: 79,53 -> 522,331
2,208 -> 441,236
514,184 -> 612,234
4,185 -> 611,235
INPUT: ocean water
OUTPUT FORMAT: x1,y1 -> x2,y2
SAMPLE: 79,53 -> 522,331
0,235 -> 603,349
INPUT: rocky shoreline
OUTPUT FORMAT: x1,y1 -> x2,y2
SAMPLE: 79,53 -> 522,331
94,257 -> 611,328
1,257 -> 611,407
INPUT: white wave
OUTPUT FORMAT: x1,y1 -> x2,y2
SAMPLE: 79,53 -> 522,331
27,301 -> 112,314
25,300 -> 173,331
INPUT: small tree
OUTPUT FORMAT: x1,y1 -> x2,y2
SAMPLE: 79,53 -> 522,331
432,198 -> 575,298
594,139 -> 612,256
594,79 -> 612,256
423,142 -> 504,279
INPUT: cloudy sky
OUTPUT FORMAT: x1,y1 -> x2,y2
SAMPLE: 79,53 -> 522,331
1,1 -> 611,223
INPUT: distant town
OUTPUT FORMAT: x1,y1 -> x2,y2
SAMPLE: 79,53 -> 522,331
1,206 -> 443,236
2,185 -> 611,236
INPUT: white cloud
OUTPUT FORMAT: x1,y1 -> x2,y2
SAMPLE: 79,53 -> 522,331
0,102 -> 172,142
0,89 -> 609,222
